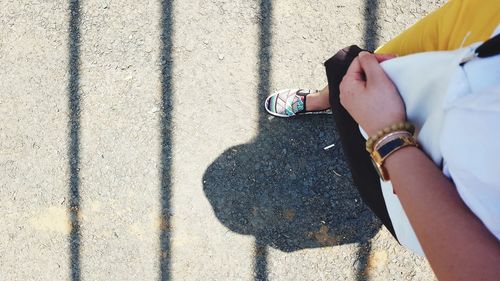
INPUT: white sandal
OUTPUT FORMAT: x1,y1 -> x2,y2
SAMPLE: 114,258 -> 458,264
264,89 -> 330,117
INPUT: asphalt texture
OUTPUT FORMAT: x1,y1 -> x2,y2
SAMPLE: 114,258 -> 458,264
1,0 -> 445,280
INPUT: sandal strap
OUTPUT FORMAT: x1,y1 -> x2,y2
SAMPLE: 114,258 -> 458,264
294,89 -> 315,112
284,91 -> 305,115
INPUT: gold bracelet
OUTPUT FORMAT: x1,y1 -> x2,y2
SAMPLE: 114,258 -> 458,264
366,121 -> 415,153
374,131 -> 412,151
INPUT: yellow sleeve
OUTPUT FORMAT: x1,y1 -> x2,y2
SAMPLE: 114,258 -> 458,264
375,0 -> 500,56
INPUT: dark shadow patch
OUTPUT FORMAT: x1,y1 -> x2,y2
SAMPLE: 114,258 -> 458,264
203,1 -> 382,281
203,116 -> 380,252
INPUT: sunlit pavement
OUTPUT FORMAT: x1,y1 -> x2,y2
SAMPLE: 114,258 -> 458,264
0,1 -> 444,280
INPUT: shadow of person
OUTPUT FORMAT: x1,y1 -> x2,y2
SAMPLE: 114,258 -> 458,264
203,114 -> 381,255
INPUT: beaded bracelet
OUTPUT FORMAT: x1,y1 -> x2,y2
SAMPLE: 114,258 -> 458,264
365,121 -> 415,153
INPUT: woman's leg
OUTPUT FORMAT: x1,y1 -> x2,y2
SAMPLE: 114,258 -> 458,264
375,0 -> 500,56
311,0 -> 500,112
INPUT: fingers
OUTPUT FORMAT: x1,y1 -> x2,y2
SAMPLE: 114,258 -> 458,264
358,51 -> 386,84
340,52 -> 396,99
374,53 -> 397,62
344,57 -> 364,81
340,58 -> 364,99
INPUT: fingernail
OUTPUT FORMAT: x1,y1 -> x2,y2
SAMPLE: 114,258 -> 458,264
359,51 -> 369,57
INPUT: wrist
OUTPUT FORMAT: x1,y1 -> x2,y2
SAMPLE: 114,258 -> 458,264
366,122 -> 418,181
384,145 -> 421,170
365,116 -> 406,136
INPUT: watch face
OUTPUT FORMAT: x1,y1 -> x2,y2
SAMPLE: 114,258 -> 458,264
379,138 -> 406,158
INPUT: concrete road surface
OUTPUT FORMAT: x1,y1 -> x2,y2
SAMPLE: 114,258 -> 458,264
1,0 -> 444,280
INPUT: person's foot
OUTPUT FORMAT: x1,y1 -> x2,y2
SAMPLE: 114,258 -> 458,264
264,89 -> 310,117
264,88 -> 331,117
304,88 -> 330,111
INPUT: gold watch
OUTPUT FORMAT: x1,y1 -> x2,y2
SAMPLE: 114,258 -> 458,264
370,135 -> 417,181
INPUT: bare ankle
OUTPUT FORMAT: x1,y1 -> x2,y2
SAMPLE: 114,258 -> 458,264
306,91 -> 330,111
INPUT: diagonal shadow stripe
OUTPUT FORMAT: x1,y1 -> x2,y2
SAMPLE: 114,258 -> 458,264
159,0 -> 174,280
254,0 -> 273,279
254,236 -> 268,281
257,0 -> 273,123
356,0 -> 379,280
363,0 -> 380,51
67,0 -> 82,280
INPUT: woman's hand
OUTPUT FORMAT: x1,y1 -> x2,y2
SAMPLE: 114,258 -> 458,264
339,51 -> 405,136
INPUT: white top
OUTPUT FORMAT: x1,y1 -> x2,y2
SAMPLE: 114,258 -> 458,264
365,26 -> 500,255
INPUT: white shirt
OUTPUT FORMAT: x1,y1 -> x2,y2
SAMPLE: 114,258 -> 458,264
368,26 -> 500,255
